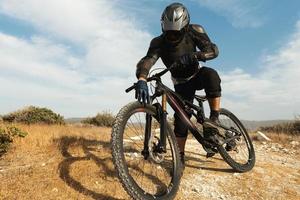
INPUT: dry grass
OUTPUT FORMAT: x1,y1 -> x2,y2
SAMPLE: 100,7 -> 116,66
251,131 -> 300,145
0,123 -> 128,200
265,132 -> 300,144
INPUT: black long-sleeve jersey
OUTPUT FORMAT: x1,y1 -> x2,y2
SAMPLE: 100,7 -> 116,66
136,24 -> 219,80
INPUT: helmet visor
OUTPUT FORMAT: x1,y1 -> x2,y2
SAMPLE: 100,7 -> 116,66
164,30 -> 185,43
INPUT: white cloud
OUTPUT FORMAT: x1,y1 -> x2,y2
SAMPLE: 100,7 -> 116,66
221,20 -> 300,120
0,0 -> 151,117
0,32 -> 137,117
0,33 -> 83,88
196,0 -> 266,28
0,0 -> 151,76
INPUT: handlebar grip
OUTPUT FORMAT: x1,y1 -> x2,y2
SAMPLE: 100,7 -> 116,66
125,83 -> 136,93
192,51 -> 204,60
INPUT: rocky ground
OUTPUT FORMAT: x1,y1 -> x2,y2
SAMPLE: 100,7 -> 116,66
177,139 -> 300,200
0,124 -> 299,200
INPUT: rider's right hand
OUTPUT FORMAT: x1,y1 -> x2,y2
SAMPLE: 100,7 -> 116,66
135,80 -> 150,104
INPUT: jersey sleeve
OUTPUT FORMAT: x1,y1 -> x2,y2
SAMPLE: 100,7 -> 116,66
136,37 -> 161,79
189,24 -> 219,61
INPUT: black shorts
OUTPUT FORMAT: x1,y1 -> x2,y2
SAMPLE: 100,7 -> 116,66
173,66 -> 221,138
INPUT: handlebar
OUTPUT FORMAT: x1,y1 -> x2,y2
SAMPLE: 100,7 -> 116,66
125,83 -> 137,93
125,52 -> 201,93
125,61 -> 179,93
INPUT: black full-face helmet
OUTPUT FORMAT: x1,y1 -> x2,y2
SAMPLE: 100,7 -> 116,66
161,2 -> 190,44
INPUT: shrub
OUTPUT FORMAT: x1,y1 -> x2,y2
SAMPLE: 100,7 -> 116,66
82,111 -> 115,127
260,118 -> 300,135
0,124 -> 27,156
2,106 -> 65,125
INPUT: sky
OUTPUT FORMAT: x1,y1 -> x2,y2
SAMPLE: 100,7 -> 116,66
0,0 -> 300,120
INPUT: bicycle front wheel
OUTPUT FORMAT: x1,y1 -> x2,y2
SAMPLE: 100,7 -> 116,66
111,102 -> 181,200
217,108 -> 256,172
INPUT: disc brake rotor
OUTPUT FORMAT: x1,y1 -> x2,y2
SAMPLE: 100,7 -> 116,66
148,131 -> 165,164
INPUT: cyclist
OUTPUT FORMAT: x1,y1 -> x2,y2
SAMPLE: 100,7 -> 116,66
135,3 -> 229,164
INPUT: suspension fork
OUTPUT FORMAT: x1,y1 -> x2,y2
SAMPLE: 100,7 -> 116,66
159,94 -> 167,153
142,94 -> 168,159
142,113 -> 152,159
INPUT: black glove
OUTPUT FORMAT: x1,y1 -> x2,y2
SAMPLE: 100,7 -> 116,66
179,53 -> 198,66
135,80 -> 150,104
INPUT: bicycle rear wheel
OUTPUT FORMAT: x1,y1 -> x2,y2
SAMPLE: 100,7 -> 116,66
217,108 -> 256,172
111,102 -> 181,200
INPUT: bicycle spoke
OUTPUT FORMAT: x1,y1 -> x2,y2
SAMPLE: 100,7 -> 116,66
128,118 -> 143,139
120,109 -> 175,196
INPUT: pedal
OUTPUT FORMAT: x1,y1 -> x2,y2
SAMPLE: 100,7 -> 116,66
206,152 -> 215,158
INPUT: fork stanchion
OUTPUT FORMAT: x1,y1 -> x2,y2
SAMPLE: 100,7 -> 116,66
160,94 -> 167,153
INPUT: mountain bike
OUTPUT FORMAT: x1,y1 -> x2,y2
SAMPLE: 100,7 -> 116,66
111,58 -> 256,200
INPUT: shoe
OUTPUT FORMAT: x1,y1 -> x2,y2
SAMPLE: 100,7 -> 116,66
203,119 -> 226,145
202,142 -> 218,158
206,152 -> 216,158
202,119 -> 224,157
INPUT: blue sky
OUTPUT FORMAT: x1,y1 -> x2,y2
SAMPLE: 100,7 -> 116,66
0,0 -> 300,120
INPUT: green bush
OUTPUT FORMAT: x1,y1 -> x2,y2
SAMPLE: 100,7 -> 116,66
82,111 -> 115,127
2,106 -> 65,125
0,124 -> 27,156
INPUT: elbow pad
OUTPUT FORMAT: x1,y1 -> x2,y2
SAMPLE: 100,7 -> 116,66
199,43 -> 219,61
212,43 -> 219,58
136,56 -> 157,79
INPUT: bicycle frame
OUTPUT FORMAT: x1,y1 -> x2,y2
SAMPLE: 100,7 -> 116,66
142,77 -> 212,158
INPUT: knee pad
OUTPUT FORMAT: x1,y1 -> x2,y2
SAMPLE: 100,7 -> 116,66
203,68 -> 222,98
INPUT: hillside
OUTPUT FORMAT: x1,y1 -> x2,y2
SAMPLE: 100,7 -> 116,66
0,124 -> 299,200
63,117 -> 294,131
241,120 -> 294,131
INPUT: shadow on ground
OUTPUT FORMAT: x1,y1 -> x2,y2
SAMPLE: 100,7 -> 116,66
184,150 -> 234,173
56,136 -> 121,200
55,136 -> 234,199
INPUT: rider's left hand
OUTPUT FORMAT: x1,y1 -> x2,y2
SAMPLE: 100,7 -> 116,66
179,53 -> 198,67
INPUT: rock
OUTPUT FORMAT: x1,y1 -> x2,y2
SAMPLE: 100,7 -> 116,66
192,186 -> 203,193
233,173 -> 239,176
133,152 -> 139,158
271,146 -> 279,152
52,188 -> 58,192
154,128 -> 160,134
97,145 -> 102,150
283,148 -> 289,153
277,144 -> 283,149
290,141 -> 299,146
41,163 -> 46,167
257,131 -> 272,141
